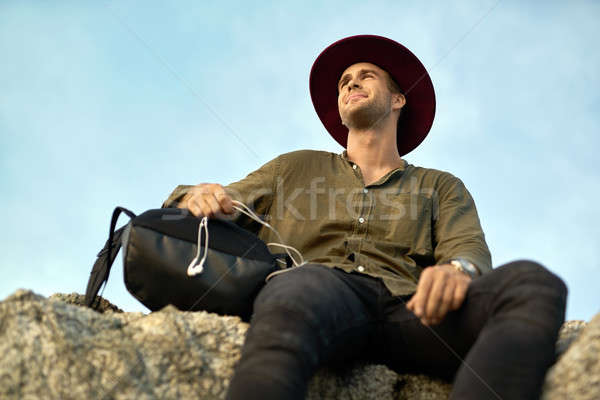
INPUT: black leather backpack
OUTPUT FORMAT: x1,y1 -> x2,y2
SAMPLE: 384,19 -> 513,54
84,206 -> 281,321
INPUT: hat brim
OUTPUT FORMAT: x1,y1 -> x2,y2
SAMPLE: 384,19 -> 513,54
309,35 -> 436,156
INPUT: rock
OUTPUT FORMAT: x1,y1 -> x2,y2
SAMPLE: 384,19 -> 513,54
307,364 -> 452,400
0,289 -> 595,399
542,313 -> 600,400
554,319 -> 587,356
0,289 -> 246,399
49,292 -> 124,313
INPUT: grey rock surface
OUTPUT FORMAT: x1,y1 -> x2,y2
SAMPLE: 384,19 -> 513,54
542,313 -> 600,400
50,292 -> 124,313
555,319 -> 587,356
0,290 -> 594,399
1,290 -> 245,399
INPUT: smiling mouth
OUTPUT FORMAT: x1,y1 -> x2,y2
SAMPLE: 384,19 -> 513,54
346,94 -> 367,104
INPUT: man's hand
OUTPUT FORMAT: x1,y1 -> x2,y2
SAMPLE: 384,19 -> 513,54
406,264 -> 472,326
177,183 -> 235,218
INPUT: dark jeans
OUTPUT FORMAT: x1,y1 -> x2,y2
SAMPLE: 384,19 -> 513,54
226,260 -> 567,400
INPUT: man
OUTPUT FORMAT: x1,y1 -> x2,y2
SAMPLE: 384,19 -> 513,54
163,35 -> 567,399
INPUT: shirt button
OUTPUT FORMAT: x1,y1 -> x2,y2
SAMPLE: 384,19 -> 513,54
352,165 -> 357,170
357,265 -> 365,272
358,217 -> 365,223
363,188 -> 368,194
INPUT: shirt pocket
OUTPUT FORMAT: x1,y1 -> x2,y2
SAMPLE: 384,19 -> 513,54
371,192 -> 434,254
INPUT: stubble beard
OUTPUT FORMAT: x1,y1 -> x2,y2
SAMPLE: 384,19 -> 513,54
340,95 -> 391,131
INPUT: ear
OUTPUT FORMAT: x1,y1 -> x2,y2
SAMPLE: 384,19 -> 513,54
391,93 -> 406,111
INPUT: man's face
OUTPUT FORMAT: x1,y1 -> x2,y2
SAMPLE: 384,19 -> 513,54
337,62 -> 401,131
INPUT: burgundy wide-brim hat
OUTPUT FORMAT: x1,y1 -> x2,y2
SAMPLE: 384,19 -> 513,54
309,35 -> 436,156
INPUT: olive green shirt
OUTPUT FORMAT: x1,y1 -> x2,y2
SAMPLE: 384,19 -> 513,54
162,149 -> 492,296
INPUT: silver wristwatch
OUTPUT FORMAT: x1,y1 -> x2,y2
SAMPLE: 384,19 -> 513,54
449,258 -> 480,279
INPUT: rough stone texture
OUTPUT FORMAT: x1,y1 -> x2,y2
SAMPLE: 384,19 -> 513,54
554,319 -> 587,356
1,290 -> 245,399
542,313 -> 600,400
0,289 -> 595,399
49,292 -> 124,313
306,364 -> 452,400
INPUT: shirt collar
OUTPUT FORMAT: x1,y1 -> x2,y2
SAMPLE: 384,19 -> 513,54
340,150 -> 407,172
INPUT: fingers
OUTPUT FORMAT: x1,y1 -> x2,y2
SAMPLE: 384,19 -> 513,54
406,265 -> 471,326
175,192 -> 193,209
213,186 -> 234,214
202,187 -> 223,215
424,271 -> 447,321
406,267 -> 434,322
183,184 -> 235,218
451,279 -> 469,311
429,279 -> 455,325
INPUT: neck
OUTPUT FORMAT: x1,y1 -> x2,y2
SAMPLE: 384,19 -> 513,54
345,116 -> 403,172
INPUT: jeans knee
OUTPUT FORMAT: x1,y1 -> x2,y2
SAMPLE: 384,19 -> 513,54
248,264 -> 367,354
242,305 -> 324,370
252,264 -> 341,317
505,260 -> 567,294
495,260 -> 568,314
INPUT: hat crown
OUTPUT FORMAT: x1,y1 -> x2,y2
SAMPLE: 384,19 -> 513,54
309,35 -> 436,156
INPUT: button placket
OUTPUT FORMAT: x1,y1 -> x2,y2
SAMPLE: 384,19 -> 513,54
350,163 -> 365,186
363,188 -> 375,238
355,188 -> 369,235
354,186 -> 372,272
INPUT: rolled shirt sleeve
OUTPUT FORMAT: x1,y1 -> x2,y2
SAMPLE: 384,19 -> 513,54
432,175 -> 492,274
222,156 -> 279,234
161,185 -> 194,209
160,155 -> 280,235
160,149 -> 493,295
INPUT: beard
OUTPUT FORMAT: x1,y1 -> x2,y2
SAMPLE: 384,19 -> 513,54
340,94 -> 391,131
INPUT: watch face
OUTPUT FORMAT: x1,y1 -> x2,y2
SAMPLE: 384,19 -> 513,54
452,259 -> 477,278
450,260 -> 466,273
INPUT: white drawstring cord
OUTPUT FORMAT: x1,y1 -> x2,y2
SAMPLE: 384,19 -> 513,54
187,216 -> 209,276
266,243 -> 303,266
276,259 -> 287,267
230,200 -> 304,267
186,200 -> 305,277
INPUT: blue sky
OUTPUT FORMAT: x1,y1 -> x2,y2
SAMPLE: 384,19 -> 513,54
1,0 -> 598,321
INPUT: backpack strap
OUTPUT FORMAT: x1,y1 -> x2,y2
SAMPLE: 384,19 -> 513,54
84,207 -> 136,309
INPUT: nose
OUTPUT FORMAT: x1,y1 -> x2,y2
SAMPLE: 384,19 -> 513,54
346,77 -> 361,91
